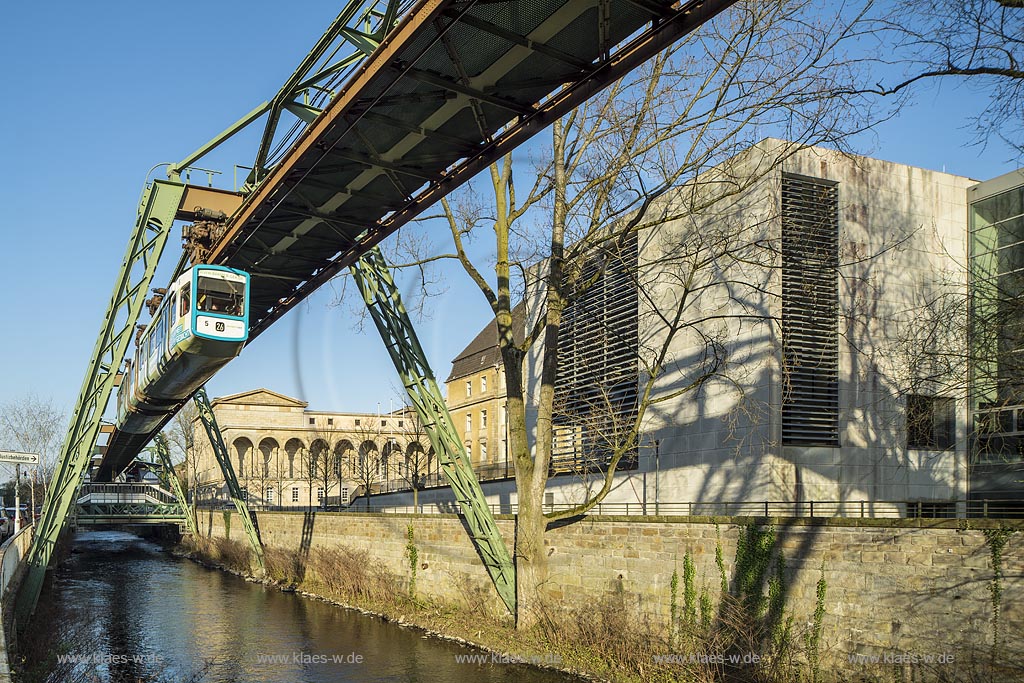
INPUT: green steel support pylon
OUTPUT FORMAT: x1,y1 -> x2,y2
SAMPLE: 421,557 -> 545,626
153,433 -> 199,538
16,180 -> 186,626
193,387 -> 266,574
350,247 -> 516,615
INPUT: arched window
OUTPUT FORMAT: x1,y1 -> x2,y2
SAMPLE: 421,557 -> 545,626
232,437 -> 253,478
310,439 -> 330,478
258,438 -> 279,478
335,440 -> 355,477
285,438 -> 305,479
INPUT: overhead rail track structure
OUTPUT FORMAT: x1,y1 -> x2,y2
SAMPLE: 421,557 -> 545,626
202,0 -> 736,338
24,0 -> 735,623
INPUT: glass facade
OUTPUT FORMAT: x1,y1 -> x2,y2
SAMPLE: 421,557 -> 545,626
970,179 -> 1024,463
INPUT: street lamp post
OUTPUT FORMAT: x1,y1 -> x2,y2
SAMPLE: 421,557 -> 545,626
13,464 -> 20,535
28,467 -> 35,525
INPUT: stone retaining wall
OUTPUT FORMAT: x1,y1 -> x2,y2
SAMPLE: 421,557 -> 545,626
197,509 -> 1024,668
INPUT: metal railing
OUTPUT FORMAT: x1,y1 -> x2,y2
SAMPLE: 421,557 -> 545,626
78,483 -> 179,505
373,461 -> 515,495
289,498 -> 1022,519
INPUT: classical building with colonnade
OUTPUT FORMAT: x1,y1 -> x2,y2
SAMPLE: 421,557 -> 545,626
190,388 -> 434,508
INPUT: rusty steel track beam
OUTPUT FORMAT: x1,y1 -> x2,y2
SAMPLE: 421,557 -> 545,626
209,0 -> 737,339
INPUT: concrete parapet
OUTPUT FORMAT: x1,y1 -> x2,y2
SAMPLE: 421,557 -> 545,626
0,526 -> 34,683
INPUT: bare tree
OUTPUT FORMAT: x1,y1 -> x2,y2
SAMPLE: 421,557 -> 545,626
880,223 -> 1024,462
341,417 -> 386,510
306,422 -> 340,509
249,440 -> 277,509
370,0 -> 888,627
299,440 -> 321,510
0,393 -> 65,514
390,407 -> 431,510
870,0 -> 1024,156
163,401 -> 200,505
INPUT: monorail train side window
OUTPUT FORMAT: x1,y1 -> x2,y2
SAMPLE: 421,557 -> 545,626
118,362 -> 128,412
161,304 -> 171,350
180,284 -> 191,318
155,314 -> 163,356
197,274 -> 245,316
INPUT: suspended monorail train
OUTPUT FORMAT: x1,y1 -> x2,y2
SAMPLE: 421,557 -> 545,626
98,265 -> 250,480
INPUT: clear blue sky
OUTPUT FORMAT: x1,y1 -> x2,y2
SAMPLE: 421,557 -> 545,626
0,0 -> 1019,421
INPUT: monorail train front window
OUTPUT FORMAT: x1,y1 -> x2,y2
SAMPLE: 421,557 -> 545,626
196,274 -> 245,316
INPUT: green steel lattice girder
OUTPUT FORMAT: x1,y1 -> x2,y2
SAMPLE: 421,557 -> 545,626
193,387 -> 266,574
169,0 -> 405,185
154,432 -> 200,537
350,246 -> 516,615
76,502 -> 185,517
16,180 -> 187,624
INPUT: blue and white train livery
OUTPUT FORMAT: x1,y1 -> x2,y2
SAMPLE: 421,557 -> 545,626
98,265 -> 249,481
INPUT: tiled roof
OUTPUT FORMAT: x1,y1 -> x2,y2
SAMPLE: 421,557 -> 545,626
446,302 -> 526,382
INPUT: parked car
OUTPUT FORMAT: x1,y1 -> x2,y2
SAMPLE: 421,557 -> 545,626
3,508 -> 30,530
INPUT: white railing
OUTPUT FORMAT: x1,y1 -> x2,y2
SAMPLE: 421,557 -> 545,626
0,525 -> 33,683
78,483 -> 178,505
300,498 -> 1021,519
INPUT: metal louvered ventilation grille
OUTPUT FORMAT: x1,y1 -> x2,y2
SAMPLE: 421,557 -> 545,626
781,174 -> 840,446
552,232 -> 640,473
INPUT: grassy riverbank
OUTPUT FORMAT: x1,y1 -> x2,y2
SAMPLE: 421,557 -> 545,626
179,534 -> 843,683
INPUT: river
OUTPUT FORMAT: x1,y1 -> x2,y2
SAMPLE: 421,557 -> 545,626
19,530 -> 576,683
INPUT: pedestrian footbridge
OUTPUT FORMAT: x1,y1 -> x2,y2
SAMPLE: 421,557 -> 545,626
75,484 -> 186,526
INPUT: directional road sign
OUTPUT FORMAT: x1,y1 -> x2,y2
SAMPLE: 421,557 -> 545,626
0,451 -> 40,465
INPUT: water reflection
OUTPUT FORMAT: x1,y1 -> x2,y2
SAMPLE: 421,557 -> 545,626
22,530 -> 573,683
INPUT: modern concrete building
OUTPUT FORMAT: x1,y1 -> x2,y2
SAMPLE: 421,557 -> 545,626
205,142 -> 1022,517
373,140 -> 1018,516
522,139 -> 978,514
190,388 -> 432,508
614,140 -> 974,511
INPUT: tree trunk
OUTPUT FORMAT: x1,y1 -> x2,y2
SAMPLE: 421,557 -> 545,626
515,117 -> 567,629
504,342 -> 552,629
514,473 -> 548,629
